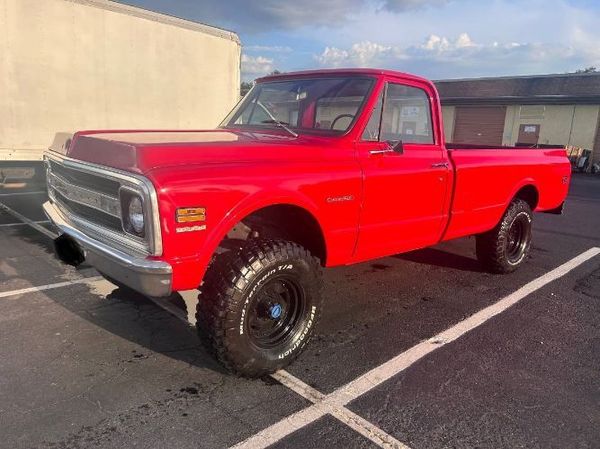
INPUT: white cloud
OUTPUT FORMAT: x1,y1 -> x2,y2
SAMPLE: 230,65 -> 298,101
315,33 -> 600,78
412,33 -> 482,58
244,45 -> 293,53
381,0 -> 448,12
241,54 -> 275,77
316,47 -> 350,67
317,41 -> 397,67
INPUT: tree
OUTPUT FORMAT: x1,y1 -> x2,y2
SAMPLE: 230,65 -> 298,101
240,70 -> 282,97
575,67 -> 597,73
240,81 -> 253,96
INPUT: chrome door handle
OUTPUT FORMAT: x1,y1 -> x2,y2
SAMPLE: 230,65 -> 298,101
369,149 -> 395,155
431,162 -> 449,168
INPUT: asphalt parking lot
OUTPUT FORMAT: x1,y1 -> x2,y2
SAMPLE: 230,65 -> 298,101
1,174 -> 599,449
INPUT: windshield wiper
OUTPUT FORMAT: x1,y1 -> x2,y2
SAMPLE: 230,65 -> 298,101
260,119 -> 299,138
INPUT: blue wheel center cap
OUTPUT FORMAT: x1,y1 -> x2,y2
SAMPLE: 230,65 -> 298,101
269,304 -> 283,319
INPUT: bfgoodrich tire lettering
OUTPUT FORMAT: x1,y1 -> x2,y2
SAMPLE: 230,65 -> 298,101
476,198 -> 533,274
197,239 -> 323,377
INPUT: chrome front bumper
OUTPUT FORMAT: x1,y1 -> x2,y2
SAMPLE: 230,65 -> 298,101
43,201 -> 173,297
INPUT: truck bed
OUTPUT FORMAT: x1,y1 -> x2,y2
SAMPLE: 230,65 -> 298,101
442,144 -> 571,241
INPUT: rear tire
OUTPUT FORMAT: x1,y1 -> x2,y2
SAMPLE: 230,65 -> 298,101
476,199 -> 533,274
197,239 -> 323,377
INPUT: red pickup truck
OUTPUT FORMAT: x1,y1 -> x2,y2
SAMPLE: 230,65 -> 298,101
44,69 -> 570,376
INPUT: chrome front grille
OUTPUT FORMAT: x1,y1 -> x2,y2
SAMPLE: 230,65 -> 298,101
47,170 -> 121,219
48,159 -> 120,197
45,153 -> 162,256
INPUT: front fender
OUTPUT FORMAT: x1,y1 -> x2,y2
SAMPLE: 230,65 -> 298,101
156,182 -> 328,291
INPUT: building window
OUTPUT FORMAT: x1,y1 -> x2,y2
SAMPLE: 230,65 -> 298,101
519,105 -> 545,120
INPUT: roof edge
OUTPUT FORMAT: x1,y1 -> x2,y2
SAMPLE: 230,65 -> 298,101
256,68 -> 432,84
434,72 -> 600,83
65,0 -> 240,43
441,95 -> 600,106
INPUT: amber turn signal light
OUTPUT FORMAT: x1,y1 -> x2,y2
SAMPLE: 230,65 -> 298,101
176,207 -> 206,223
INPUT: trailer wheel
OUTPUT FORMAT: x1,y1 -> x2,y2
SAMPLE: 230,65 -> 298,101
476,199 -> 533,274
197,239 -> 323,377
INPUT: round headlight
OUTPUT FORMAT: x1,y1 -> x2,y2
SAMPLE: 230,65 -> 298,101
128,196 -> 144,235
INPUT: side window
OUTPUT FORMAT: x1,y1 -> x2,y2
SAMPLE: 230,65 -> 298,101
380,84 -> 434,144
361,89 -> 384,141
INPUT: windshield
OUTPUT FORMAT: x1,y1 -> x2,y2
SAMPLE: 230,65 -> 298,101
220,76 -> 375,136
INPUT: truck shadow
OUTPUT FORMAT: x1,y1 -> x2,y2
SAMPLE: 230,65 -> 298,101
40,280 -> 229,376
394,247 -> 484,273
1,214 -> 227,376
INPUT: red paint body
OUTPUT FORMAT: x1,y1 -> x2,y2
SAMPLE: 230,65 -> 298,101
58,69 -> 571,291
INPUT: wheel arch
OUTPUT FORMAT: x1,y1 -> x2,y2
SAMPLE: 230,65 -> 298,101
511,182 -> 540,211
193,194 -> 329,287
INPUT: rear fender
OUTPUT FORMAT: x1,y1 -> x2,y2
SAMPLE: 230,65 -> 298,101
506,179 -> 539,210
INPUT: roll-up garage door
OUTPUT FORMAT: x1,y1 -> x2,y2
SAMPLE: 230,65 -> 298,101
452,106 -> 507,145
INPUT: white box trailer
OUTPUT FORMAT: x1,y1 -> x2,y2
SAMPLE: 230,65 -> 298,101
0,0 -> 241,182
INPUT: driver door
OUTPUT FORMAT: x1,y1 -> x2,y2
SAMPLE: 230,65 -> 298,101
354,80 -> 450,262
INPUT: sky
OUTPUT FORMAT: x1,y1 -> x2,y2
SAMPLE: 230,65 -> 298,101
122,0 -> 600,81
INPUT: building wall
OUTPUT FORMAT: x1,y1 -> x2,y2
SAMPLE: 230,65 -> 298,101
441,106 -> 455,142
444,103 -> 599,160
0,0 -> 241,161
593,114 -> 600,165
503,105 -> 600,149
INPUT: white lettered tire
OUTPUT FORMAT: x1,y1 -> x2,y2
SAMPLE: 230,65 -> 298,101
476,199 -> 533,273
197,239 -> 323,377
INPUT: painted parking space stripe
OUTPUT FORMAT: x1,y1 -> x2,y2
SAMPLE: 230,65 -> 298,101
329,407 -> 412,449
0,220 -> 50,228
271,370 -> 411,449
0,191 -> 47,197
144,292 -> 408,448
231,247 -> 600,449
0,202 -> 57,239
0,276 -> 103,299
0,272 -> 402,447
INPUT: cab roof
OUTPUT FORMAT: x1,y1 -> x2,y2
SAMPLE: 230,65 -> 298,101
256,68 -> 432,86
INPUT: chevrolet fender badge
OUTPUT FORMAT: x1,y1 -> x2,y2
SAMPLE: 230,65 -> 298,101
327,195 -> 354,203
175,224 -> 207,233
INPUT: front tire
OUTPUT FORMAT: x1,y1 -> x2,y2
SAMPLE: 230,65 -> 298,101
476,199 -> 533,274
197,239 -> 323,377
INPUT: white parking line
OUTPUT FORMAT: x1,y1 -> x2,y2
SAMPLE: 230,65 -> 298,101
141,291 -> 407,448
0,276 -> 103,299
271,370 -> 410,449
0,220 -> 50,228
0,191 -> 47,197
329,407 -> 412,449
0,202 -> 57,239
231,247 -> 600,449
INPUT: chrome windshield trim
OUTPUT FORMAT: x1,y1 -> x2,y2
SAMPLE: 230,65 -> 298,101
45,151 -> 163,256
47,171 -> 121,218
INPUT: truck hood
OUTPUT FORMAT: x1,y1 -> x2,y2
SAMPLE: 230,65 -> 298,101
50,129 -> 323,174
